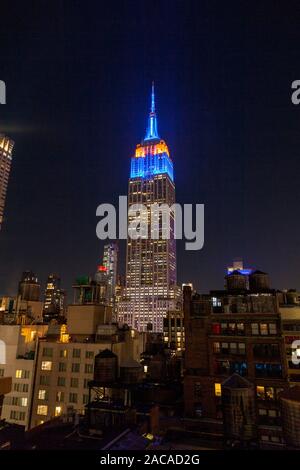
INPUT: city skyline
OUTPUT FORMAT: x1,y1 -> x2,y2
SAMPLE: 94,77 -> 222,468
1,2 -> 300,298
2,0 -> 300,455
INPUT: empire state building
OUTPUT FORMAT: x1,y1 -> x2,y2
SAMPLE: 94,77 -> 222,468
118,84 -> 181,332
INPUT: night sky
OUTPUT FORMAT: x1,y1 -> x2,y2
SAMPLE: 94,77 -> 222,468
1,0 -> 300,298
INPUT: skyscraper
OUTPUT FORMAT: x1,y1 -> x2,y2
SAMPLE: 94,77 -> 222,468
102,242 -> 118,306
43,274 -> 65,322
118,84 -> 180,332
0,135 -> 14,230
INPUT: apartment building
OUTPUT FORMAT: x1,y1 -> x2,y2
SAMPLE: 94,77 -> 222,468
0,325 -> 47,429
30,303 -> 144,428
183,271 -> 290,446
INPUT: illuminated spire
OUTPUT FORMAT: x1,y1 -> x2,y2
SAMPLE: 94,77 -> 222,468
144,81 -> 159,141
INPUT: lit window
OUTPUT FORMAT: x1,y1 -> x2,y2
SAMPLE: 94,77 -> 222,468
144,365 -> 148,373
214,383 -> 222,397
15,370 -> 22,378
41,361 -> 52,371
269,323 -> 277,335
21,397 -> 28,407
213,342 -> 220,353
265,387 -> 274,400
251,323 -> 259,335
260,324 -> 268,336
38,389 -> 47,400
55,406 -> 62,417
256,386 -> 265,399
60,349 -> 67,358
37,405 -> 48,416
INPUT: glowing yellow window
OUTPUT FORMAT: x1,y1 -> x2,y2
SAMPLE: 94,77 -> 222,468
215,383 -> 222,397
15,370 -> 22,378
257,386 -> 265,399
41,361 -> 52,371
55,406 -> 62,417
37,405 -> 48,416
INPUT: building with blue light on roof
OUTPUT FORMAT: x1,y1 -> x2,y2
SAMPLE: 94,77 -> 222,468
118,83 -> 181,332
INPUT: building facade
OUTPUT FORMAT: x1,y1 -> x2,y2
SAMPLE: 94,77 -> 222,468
102,242 -> 118,307
0,325 -> 48,429
29,289 -> 144,428
43,274 -> 65,322
118,84 -> 179,332
183,276 -> 290,447
0,135 -> 14,230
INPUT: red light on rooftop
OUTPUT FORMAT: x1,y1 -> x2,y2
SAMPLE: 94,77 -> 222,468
97,265 -> 107,272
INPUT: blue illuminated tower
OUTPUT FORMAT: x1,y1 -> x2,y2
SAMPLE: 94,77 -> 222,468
118,84 -> 179,332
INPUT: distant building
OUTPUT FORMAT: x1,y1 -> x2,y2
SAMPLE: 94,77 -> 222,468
227,259 -> 253,289
102,242 -> 118,307
163,309 -> 185,352
18,271 -> 40,302
227,258 -> 252,276
0,135 -> 14,230
73,275 -> 107,306
43,274 -> 65,322
0,296 -> 43,324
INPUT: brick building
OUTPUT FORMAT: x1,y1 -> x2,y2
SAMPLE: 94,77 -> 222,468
183,270 -> 290,446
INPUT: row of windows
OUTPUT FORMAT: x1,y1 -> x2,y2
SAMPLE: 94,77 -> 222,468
41,361 -> 93,374
7,396 -> 28,406
256,385 -> 284,401
212,342 -> 280,358
15,370 -> 30,379
202,383 -> 284,401
42,347 -> 94,359
40,376 -> 92,388
212,322 -> 277,336
213,361 -> 282,378
13,382 -> 29,392
213,342 -> 246,355
10,410 -> 26,421
37,394 -> 89,415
